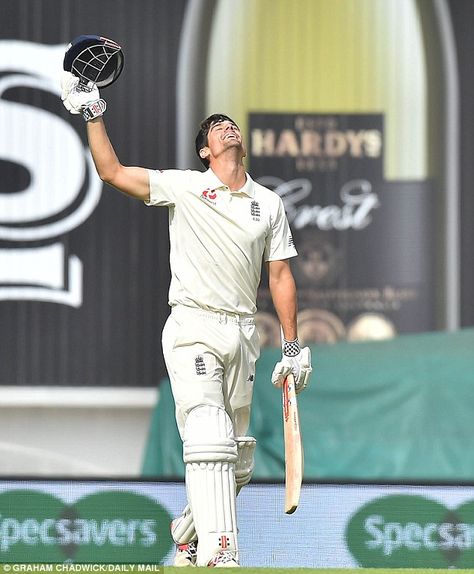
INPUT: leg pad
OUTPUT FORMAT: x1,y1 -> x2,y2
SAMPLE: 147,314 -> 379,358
183,405 -> 238,566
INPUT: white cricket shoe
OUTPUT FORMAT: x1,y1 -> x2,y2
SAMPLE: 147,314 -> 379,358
173,541 -> 198,567
208,551 -> 239,568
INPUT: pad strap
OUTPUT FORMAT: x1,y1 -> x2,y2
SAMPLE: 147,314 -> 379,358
183,439 -> 237,463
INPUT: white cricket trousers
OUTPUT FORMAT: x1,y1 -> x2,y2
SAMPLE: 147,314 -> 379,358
162,305 -> 260,438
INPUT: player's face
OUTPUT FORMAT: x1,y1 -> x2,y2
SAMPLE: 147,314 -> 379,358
203,120 -> 246,162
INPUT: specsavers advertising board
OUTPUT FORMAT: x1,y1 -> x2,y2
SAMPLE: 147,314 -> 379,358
1,481 -> 474,568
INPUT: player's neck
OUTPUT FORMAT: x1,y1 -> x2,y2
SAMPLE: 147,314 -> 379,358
210,154 -> 246,192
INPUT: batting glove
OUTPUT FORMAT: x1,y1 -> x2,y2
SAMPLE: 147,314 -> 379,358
271,339 -> 312,394
60,71 -> 107,121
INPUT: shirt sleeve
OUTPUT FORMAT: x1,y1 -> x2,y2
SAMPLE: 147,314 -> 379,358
145,169 -> 190,207
264,196 -> 298,261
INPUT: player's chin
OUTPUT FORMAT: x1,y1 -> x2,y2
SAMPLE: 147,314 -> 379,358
225,140 -> 245,154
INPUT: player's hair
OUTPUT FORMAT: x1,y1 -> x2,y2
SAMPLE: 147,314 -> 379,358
195,114 -> 238,168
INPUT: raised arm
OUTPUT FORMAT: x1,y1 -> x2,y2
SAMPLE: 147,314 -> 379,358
86,117 -> 150,200
61,71 -> 150,201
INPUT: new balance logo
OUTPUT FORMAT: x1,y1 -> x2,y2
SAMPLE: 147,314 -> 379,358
250,201 -> 260,220
195,355 -> 206,376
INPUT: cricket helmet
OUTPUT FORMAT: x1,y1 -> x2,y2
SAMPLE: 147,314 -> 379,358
63,34 -> 124,88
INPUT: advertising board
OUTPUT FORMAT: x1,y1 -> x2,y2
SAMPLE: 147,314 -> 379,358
1,481 -> 474,568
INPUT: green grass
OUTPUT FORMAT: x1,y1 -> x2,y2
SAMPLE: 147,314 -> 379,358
163,569 -> 474,574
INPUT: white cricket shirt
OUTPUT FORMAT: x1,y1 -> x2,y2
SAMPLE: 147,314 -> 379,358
145,168 -> 297,315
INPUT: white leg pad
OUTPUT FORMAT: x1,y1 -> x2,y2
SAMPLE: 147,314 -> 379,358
183,405 -> 238,567
171,436 -> 256,546
170,505 -> 197,544
235,436 -> 256,489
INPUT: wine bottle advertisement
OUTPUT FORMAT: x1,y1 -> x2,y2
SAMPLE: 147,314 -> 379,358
1,0 -> 471,390
250,112 -> 435,345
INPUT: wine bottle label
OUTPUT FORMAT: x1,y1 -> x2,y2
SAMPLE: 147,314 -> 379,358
250,112 -> 435,342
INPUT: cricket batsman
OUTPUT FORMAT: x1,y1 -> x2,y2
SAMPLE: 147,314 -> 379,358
61,58 -> 312,567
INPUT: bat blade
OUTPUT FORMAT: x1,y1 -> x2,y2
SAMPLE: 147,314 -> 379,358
282,373 -> 304,514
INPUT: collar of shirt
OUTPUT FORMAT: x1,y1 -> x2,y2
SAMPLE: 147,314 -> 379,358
204,168 -> 255,198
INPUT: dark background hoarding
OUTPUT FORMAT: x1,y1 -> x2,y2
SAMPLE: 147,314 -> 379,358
0,0 -> 186,386
0,0 -> 472,387
449,0 -> 474,328
249,112 -> 436,339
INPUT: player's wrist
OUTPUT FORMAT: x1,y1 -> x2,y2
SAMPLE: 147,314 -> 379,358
282,338 -> 301,357
82,99 -> 107,121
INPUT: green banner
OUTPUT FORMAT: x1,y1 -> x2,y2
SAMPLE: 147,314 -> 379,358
0,490 -> 172,563
142,328 -> 474,481
346,494 -> 474,568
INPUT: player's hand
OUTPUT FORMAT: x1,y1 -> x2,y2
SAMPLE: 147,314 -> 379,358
271,341 -> 312,394
60,71 -> 106,121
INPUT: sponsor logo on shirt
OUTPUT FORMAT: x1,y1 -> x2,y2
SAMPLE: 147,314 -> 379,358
201,188 -> 218,204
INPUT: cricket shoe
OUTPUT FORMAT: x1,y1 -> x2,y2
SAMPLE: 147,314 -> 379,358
173,541 -> 198,567
208,551 -> 239,568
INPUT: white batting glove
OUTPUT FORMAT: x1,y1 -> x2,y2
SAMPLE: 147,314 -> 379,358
60,71 -> 107,121
271,339 -> 312,394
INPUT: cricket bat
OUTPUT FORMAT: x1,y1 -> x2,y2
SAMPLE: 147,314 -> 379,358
282,373 -> 304,514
